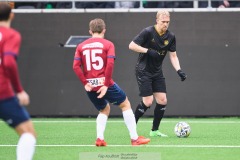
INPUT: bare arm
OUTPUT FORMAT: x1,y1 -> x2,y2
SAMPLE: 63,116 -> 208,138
170,51 -> 187,81
129,41 -> 148,54
169,51 -> 181,71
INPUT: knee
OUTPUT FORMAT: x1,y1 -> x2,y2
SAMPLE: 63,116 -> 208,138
143,99 -> 153,107
119,98 -> 131,111
100,104 -> 110,116
15,120 -> 37,138
157,97 -> 167,105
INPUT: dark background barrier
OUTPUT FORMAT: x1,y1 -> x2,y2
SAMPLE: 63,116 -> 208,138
12,12 -> 240,117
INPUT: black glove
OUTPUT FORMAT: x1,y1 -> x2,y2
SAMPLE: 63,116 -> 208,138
177,69 -> 187,81
146,49 -> 160,58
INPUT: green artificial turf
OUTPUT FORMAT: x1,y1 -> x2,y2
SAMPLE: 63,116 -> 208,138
0,117 -> 240,160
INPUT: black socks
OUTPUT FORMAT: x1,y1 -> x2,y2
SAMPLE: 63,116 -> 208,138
152,103 -> 166,131
134,101 -> 149,123
135,101 -> 166,130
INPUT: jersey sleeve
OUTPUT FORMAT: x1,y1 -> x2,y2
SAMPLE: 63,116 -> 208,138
132,28 -> 149,46
3,31 -> 23,93
104,42 -> 115,87
3,31 -> 21,57
169,35 -> 176,52
73,48 -> 88,85
106,42 -> 115,58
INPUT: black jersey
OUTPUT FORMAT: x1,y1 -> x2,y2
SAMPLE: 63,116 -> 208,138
133,26 -> 176,73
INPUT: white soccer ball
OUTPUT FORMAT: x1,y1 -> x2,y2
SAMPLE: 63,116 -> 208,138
174,122 -> 191,138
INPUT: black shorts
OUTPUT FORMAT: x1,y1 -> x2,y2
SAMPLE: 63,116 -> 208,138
136,70 -> 166,97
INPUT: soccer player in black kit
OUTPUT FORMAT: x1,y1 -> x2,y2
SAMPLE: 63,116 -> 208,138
129,10 -> 187,137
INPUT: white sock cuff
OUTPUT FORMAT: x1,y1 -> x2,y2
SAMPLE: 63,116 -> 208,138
123,109 -> 134,116
20,133 -> 36,143
97,113 -> 108,120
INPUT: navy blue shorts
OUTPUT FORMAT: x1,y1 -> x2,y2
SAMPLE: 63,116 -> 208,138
86,83 -> 127,111
0,97 -> 30,128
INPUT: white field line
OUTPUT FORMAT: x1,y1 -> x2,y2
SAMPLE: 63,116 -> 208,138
1,120 -> 240,124
26,120 -> 240,124
0,144 -> 240,148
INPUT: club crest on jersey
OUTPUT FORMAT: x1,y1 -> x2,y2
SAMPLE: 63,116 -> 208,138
164,40 -> 169,46
151,38 -> 155,43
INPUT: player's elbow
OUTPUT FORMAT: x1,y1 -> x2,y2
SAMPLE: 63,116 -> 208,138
107,61 -> 114,68
4,61 -> 12,69
4,57 -> 17,70
129,41 -> 135,50
73,65 -> 78,72
72,61 -> 80,71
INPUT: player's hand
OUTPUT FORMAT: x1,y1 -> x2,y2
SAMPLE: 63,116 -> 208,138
177,69 -> 187,81
97,86 -> 108,99
85,83 -> 93,92
17,90 -> 30,106
147,49 -> 160,58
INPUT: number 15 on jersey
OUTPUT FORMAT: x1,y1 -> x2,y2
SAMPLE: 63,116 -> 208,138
83,49 -> 104,71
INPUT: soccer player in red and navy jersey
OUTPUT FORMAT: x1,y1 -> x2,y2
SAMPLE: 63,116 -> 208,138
73,18 -> 150,146
0,2 -> 36,160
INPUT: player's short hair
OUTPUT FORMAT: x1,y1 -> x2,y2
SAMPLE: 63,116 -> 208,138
0,2 -> 12,21
89,18 -> 106,34
156,10 -> 170,19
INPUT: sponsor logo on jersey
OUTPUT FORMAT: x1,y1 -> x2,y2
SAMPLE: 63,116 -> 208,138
82,42 -> 103,49
87,77 -> 105,87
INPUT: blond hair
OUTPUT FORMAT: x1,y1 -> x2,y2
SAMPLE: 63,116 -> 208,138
156,10 -> 170,19
89,18 -> 106,34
